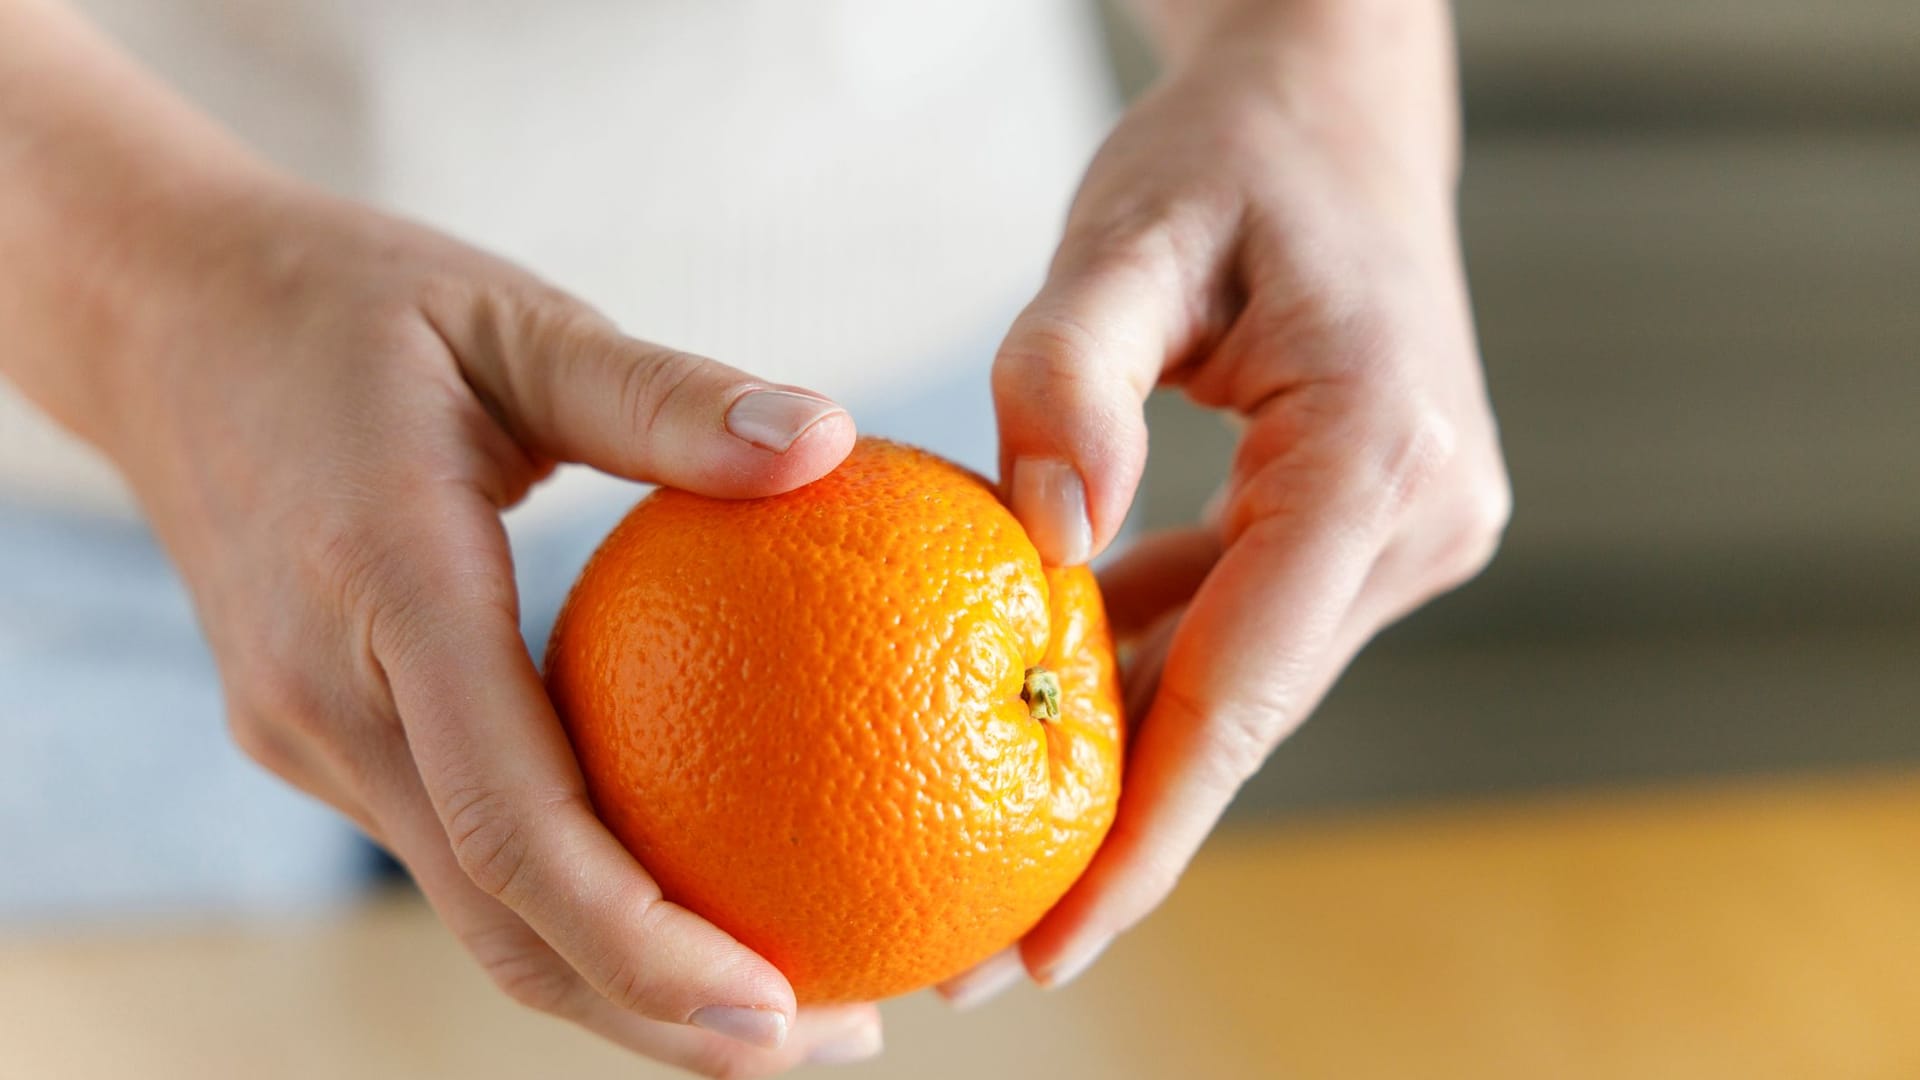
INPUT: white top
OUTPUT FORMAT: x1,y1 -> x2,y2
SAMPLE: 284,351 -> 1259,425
0,0 -> 1115,515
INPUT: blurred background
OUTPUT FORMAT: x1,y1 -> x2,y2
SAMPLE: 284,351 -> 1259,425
1152,0 -> 1920,813
4,1 -> 1918,1078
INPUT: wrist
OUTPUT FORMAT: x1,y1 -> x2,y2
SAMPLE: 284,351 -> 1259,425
10,160 -> 290,462
1150,0 -> 1462,212
0,0 -> 294,465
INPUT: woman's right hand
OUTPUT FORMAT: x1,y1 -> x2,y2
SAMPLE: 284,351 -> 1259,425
35,173 -> 884,1075
0,6 -> 890,1071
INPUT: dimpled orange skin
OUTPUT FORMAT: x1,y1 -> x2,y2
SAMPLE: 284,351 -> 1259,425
544,438 -> 1124,1004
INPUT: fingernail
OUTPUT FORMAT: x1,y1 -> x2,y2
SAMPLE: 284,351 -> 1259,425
1038,936 -> 1112,990
725,388 -> 841,453
689,1004 -> 789,1049
938,947 -> 1027,1011
806,1021 -> 884,1065
1010,457 -> 1092,566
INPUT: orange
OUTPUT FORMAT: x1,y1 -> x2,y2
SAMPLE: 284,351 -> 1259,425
545,437 -> 1124,1003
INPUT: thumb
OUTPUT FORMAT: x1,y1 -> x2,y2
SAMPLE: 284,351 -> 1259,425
443,289 -> 855,498
992,233 -> 1190,566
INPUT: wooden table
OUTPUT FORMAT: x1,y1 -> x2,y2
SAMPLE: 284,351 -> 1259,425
6,772 -> 1920,1079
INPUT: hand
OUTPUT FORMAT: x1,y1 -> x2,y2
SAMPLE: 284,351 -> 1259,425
943,0 -> 1510,1003
5,7 -> 881,1071
81,178 -> 880,1074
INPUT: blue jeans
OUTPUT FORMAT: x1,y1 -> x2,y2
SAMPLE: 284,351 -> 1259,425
0,359 -> 999,921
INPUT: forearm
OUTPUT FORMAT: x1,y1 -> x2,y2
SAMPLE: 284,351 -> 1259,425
1124,0 -> 1461,196
0,0 -> 273,452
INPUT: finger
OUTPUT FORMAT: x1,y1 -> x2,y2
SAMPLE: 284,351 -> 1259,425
369,493 -> 798,1040
934,946 -> 1028,1011
993,224 -> 1217,566
225,709 -> 389,843
1118,607 -> 1182,727
1283,494 -> 1500,735
1346,462 -> 1509,634
1094,527 -> 1220,640
349,720 -> 884,1072
1020,399 -> 1434,985
573,1003 -> 884,1077
438,291 -> 854,496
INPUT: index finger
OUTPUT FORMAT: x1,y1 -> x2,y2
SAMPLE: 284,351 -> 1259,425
369,490 -> 797,1043
1017,396 -> 1436,984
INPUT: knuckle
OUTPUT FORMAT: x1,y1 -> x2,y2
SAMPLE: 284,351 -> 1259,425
227,709 -> 300,779
1244,393 -> 1455,534
1475,470 -> 1516,541
597,954 -> 654,1016
514,294 -> 602,370
1434,472 -> 1513,589
592,893 -> 675,1014
1197,706 -> 1281,789
443,786 -> 535,900
416,270 -> 546,338
1217,452 -> 1318,538
1063,197 -> 1211,286
993,313 -> 1156,420
993,315 -> 1103,395
1156,681 -> 1281,790
481,946 -> 579,1016
1233,288 -> 1398,393
363,546 -> 517,677
297,502 -> 392,628
1371,402 -> 1458,515
685,1046 -> 769,1080
995,209 -> 1203,405
236,662 -> 335,746
1066,217 -> 1173,284
618,346 -> 709,440
362,297 -> 443,355
410,270 -> 474,322
1214,379 -> 1459,546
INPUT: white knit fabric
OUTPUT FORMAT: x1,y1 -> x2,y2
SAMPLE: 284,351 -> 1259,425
0,0 -> 1116,514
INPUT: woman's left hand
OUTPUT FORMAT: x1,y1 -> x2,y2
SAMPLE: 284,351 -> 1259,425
942,0 -> 1510,1004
